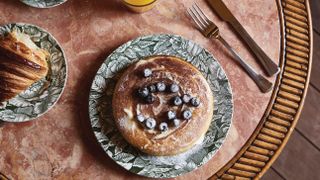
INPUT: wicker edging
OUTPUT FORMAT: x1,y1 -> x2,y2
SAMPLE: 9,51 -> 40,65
210,0 -> 313,179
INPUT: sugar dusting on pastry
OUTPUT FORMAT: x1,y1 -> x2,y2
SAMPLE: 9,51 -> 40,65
120,107 -> 136,132
145,135 -> 205,166
153,128 -> 175,140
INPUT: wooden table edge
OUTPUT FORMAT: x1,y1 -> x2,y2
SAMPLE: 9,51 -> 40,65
209,0 -> 313,179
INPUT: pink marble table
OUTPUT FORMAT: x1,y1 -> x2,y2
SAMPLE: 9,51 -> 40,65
0,0 -> 280,179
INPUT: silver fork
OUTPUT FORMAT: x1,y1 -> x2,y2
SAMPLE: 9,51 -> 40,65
187,4 -> 273,93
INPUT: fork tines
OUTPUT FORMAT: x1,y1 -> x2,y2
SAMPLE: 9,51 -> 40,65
187,3 -> 219,38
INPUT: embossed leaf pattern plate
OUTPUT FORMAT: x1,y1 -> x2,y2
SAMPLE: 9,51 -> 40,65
0,23 -> 67,122
89,34 -> 233,178
20,0 -> 67,8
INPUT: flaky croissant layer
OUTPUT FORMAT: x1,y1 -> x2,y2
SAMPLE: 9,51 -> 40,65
0,31 -> 49,103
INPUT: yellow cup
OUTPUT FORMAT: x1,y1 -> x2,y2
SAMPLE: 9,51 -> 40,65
123,0 -> 157,13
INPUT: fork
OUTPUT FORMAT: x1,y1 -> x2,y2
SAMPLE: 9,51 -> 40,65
187,4 -> 273,93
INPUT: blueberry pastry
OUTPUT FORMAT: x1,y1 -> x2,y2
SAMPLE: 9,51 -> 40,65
112,56 -> 213,156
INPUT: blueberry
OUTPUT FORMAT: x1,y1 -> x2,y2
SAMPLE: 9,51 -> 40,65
148,84 -> 157,93
156,82 -> 166,92
173,96 -> 183,106
191,97 -> 201,107
182,94 -> 191,103
136,114 -> 145,123
173,119 -> 180,127
159,122 -> 169,132
138,87 -> 149,98
145,118 -> 156,129
143,68 -> 152,77
167,111 -> 176,120
145,94 -> 155,104
182,110 -> 192,120
170,83 -> 180,93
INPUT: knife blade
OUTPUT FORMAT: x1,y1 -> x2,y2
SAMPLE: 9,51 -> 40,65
206,0 -> 280,76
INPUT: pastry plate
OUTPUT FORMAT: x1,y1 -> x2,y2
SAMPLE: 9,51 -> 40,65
0,23 -> 67,122
88,34 -> 233,178
20,0 -> 67,8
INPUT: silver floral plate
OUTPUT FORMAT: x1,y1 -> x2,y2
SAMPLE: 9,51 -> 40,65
89,34 -> 233,178
20,0 -> 67,8
0,23 -> 67,122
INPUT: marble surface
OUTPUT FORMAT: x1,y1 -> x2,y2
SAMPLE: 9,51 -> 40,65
0,0 -> 280,179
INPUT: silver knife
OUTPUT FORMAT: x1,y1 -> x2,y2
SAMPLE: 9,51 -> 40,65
206,0 -> 280,77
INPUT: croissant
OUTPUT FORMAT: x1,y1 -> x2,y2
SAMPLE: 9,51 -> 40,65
0,31 -> 49,103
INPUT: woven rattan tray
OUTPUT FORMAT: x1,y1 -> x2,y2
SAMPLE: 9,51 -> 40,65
209,0 -> 313,179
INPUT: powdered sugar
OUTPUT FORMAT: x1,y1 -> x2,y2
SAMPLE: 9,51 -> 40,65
142,135 -> 205,168
119,107 -> 134,130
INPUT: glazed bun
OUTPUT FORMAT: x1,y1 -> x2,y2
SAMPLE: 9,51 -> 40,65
113,56 -> 214,156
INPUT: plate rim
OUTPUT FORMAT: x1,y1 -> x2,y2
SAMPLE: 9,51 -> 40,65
88,33 -> 234,178
19,0 -> 68,8
0,22 -> 68,122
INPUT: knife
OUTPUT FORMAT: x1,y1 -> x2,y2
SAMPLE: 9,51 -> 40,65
206,0 -> 280,77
